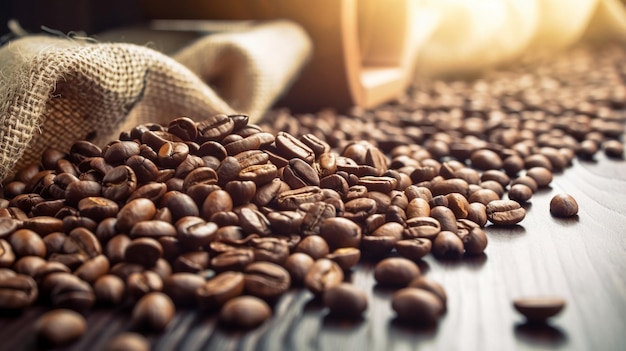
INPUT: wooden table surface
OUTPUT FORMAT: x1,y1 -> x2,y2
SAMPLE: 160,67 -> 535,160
1,151 -> 624,351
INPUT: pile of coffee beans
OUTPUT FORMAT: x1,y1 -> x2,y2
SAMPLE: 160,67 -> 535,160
0,44 -> 625,347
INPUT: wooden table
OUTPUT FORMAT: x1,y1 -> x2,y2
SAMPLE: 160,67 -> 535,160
1,152 -> 624,351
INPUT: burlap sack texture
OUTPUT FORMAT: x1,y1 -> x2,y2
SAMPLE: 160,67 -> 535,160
0,20 -> 312,182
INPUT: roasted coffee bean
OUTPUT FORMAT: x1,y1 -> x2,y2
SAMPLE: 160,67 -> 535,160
300,201 -> 336,236
219,295 -> 272,329
124,238 -> 162,267
305,258 -> 344,295
201,190 -> 233,220
466,202 -> 488,227
524,154 -> 553,171
276,186 -> 324,211
603,140 -> 624,158
526,167 -> 553,188
446,192 -> 470,219
480,180 -> 505,198
117,198 -> 156,233
127,182 -> 167,203
77,197 -> 119,222
251,237 -> 290,264
275,131 -> 315,163
64,180 -> 102,205
403,217 -> 440,241
406,198 -> 430,218
486,200 -> 526,225
432,231 -> 465,259
343,197 -> 377,222
316,152 -> 338,177
161,273 -> 205,306
458,227 -> 488,255
408,276 -> 448,308
197,271 -> 245,309
244,261 -> 291,299
105,234 -> 131,265
300,133 -> 330,157
468,189 -> 500,205
9,229 -> 46,258
106,332 -> 151,351
132,292 -> 175,331
549,193 -> 579,218
197,113 -> 235,142
295,235 -> 329,260
224,180 -> 257,206
358,176 -> 397,194
175,216 -> 217,249
0,274 -> 38,309
0,218 -> 19,239
130,220 -> 177,239
392,287 -> 444,325
33,261 -> 71,283
266,210 -> 304,235
319,217 -> 362,250
326,247 -> 361,271
74,254 -> 109,283
323,283 -> 368,318
508,184 -> 533,203
182,167 -> 218,191
173,251 -> 210,273
431,178 -> 469,197
282,158 -> 320,188
13,255 -> 46,276
513,296 -> 566,323
511,175 -> 538,193
374,257 -> 420,287
93,274 -> 125,305
284,253 -> 315,285
225,132 -> 274,155
395,238 -> 432,261
429,206 -> 458,233
238,208 -> 271,236
103,141 -> 141,165
35,309 -> 87,346
211,249 -> 255,272
45,272 -> 95,311
160,191 -> 199,222
126,271 -> 163,301
167,116 -> 198,141
67,227 -> 101,258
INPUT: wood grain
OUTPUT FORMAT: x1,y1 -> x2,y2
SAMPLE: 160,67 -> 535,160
1,154 -> 624,351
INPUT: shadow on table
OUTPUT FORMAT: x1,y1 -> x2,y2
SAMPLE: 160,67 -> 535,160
514,321 -> 568,347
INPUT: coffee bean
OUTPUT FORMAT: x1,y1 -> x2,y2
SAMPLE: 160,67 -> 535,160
251,237 -> 290,264
211,248 -> 255,272
275,131 -> 315,163
466,202 -> 488,227
432,231 -> 465,259
45,272 -> 95,311
374,257 -> 420,287
404,216 -> 441,240
295,235 -> 329,260
319,217 -> 362,250
126,271 -> 163,301
219,295 -> 272,329
162,273 -> 205,306
508,184 -> 533,203
525,167 -> 553,188
282,158 -> 320,188
392,287 -> 444,325
300,201 -> 336,236
125,238 -> 162,267
276,186 -> 324,211
395,238 -> 432,261
0,274 -> 38,309
9,229 -> 46,258
549,193 -> 579,217
173,251 -> 210,273
458,227 -> 488,255
35,309 -> 87,346
117,198 -> 156,233
78,197 -> 119,222
75,254 -> 110,283
106,332 -> 151,351
0,239 -> 16,267
603,140 -> 624,158
284,253 -> 315,285
323,283 -> 368,318
408,276 -> 447,309
93,274 -> 125,305
182,167 -> 218,191
160,191 -> 199,222
305,258 -> 344,295
132,292 -> 175,331
197,271 -> 245,309
175,216 -> 218,249
13,255 -> 46,276
511,175 -> 538,193
244,261 -> 291,299
197,113 -> 235,142
513,296 -> 566,323
486,200 -> 526,225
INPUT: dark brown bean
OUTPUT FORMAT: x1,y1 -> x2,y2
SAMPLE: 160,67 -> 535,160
513,296 -> 566,322
132,292 -> 175,331
35,309 -> 87,346
304,258 -> 344,295
197,271 -> 245,309
219,295 -> 272,329
323,283 -> 368,318
374,257 -> 420,287
392,288 -> 444,325
486,200 -> 526,225
549,193 -> 579,217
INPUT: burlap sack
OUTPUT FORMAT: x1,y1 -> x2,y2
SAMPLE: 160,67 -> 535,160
0,20 -> 311,182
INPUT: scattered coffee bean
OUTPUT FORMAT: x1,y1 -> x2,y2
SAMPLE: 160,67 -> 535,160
374,257 -> 421,287
486,200 -> 526,225
550,194 -> 579,218
132,292 -> 175,331
323,283 -> 368,318
106,332 -> 151,351
35,309 -> 87,346
219,295 -> 272,329
391,288 -> 444,325
513,296 -> 566,323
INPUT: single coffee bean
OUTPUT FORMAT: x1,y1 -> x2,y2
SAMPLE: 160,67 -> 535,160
46,272 -> 95,311
238,164 -> 278,186
432,231 -> 465,259
124,237 -> 163,268
486,200 -> 526,225
603,140 -> 624,158
0,274 -> 38,309
130,220 -> 177,239
102,165 -> 137,202
160,191 -> 199,222
323,283 -> 368,318
197,271 -> 245,309
446,192 -> 470,219
161,272 -> 205,306
458,227 -> 488,255
251,237 -> 290,264
244,261 -> 291,299
211,248 -> 255,272
103,140 -> 141,165
549,193 -> 579,217
201,190 -> 233,220
284,252 -> 315,285
319,217 -> 362,250
374,257 -> 420,287
35,309 -> 87,346
305,258 -> 344,295
408,276 -> 447,309
468,189 -> 500,205
392,287 -> 444,325
67,227 -> 102,258
431,178 -> 469,197
325,247 -> 361,271
275,131 -> 315,163
395,238 -> 432,261
173,251 -> 210,273
175,216 -> 218,249
406,198 -> 430,218
525,167 -> 553,188
126,271 -> 163,301
466,202 -> 488,227
295,235 -> 329,260
74,254 -> 110,284
299,201 -> 336,236
429,206 -> 458,233
511,175 -> 538,193
225,180 -> 257,206
78,196 -> 119,222
116,198 -> 156,233
106,332 -> 151,351
93,274 -> 125,305
219,295 -> 272,329
513,296 -> 566,323
9,229 -> 46,258
132,292 -> 175,331
13,255 -> 46,276
275,186 -> 325,211
508,184 -> 533,203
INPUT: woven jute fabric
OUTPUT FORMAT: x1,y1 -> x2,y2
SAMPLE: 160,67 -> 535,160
0,20 -> 311,182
